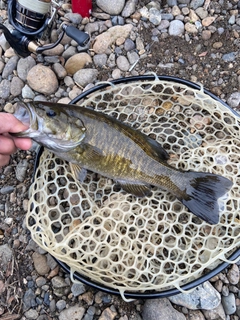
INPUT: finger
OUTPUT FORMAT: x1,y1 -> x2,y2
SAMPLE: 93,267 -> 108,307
0,135 -> 17,155
0,154 -> 11,167
13,137 -> 32,150
0,113 -> 29,134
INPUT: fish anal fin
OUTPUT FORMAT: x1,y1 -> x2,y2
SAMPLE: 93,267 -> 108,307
70,163 -> 87,182
118,180 -> 152,197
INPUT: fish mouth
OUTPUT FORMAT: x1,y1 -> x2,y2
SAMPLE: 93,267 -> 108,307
12,102 -> 39,138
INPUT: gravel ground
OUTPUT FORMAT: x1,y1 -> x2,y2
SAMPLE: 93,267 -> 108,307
0,0 -> 240,319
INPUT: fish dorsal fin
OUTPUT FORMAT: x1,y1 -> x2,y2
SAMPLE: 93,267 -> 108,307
69,163 -> 87,182
118,180 -> 152,197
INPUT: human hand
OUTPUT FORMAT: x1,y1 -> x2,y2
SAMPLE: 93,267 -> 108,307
0,113 -> 32,167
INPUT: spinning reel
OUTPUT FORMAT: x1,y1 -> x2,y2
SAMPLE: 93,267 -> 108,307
0,0 -> 90,57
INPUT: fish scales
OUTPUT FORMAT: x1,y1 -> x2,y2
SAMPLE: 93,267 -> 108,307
11,101 -> 233,224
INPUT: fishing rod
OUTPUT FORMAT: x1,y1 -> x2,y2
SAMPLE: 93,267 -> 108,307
0,0 -> 90,57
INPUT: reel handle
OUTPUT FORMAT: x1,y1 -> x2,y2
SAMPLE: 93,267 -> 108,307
62,25 -> 90,47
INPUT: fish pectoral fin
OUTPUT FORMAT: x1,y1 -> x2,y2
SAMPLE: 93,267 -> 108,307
118,180 -> 152,197
69,163 -> 87,182
145,136 -> 169,161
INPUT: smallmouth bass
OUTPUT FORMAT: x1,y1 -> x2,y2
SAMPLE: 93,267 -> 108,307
12,101 -> 233,224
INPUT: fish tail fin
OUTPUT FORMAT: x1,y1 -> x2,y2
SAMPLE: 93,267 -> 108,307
179,172 -> 233,224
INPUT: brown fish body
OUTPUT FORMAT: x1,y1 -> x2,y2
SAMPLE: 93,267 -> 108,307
12,101 -> 233,224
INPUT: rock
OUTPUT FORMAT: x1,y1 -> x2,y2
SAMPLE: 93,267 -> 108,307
96,0 -> 125,15
99,307 -> 117,320
23,288 -> 36,311
43,44 -> 64,56
185,22 -> 198,33
0,79 -> 10,100
73,68 -> 98,87
32,252 -> 50,275
202,304 -> 226,320
122,0 -> 138,18
22,84 -> 35,99
15,159 -> 28,182
71,282 -> 86,296
27,64 -> 58,95
2,55 -> 19,79
168,282 -> 221,310
56,299 -> 67,311
116,55 -> 130,71
0,244 -> 12,271
195,7 -> 208,19
149,8 -> 162,25
186,310 -> 205,320
169,20 -> 185,36
65,12 -> 82,24
142,298 -> 186,320
93,53 -> 108,67
53,63 -> 67,79
227,264 -> 239,285
222,52 -> 236,62
124,38 -> 135,51
62,46 -> 77,60
227,92 -> 240,108
24,309 -> 39,319
221,293 -> 236,315
59,305 -> 85,320
17,56 -> 36,81
10,76 -> 24,96
93,24 -> 133,54
190,0 -> 204,10
202,30 -> 212,40
202,16 -> 216,27
65,53 -> 92,75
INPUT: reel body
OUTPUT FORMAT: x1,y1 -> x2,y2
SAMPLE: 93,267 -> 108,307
0,0 -> 90,57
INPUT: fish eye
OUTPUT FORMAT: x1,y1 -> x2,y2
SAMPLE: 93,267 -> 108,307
46,110 -> 57,117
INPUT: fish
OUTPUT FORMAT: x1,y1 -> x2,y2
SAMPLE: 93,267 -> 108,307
12,101 -> 233,224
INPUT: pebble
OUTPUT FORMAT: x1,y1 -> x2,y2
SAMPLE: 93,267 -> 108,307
142,299 -> 186,320
71,282 -> 86,296
27,65 -> 58,95
116,55 -> 130,71
93,24 -> 133,54
0,244 -> 12,271
190,0 -> 204,10
2,55 -> 19,79
169,20 -> 185,36
227,264 -> 240,285
202,304 -> 226,320
96,0 -> 125,15
32,252 -> 50,276
59,305 -> 85,320
17,56 -> 36,81
222,293 -> 237,315
56,299 -> 67,311
122,0 -> 138,18
24,309 -> 39,319
93,53 -> 108,67
15,159 -> 28,182
99,307 -> 117,320
10,76 -> 24,96
73,68 -> 98,87
168,281 -> 221,310
227,92 -> 240,108
222,52 -> 236,62
65,53 -> 92,75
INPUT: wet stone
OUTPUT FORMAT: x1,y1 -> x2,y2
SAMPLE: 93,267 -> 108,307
2,55 -> 19,79
222,293 -> 237,315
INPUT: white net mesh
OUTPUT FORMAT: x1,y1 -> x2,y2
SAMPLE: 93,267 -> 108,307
26,77 -> 240,295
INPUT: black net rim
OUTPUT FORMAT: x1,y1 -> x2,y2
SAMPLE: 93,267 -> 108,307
34,75 -> 240,299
